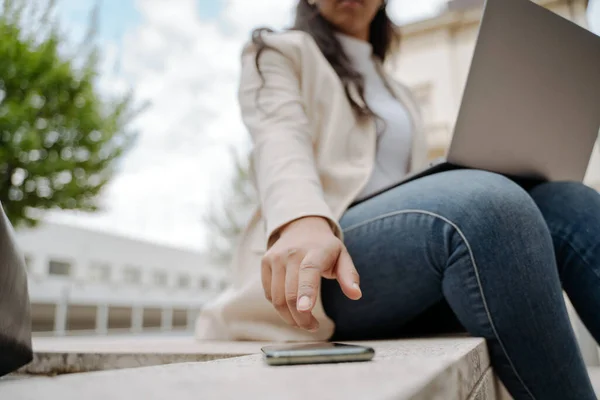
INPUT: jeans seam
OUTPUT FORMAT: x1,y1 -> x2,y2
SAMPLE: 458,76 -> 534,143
344,211 -> 444,279
343,209 -> 536,400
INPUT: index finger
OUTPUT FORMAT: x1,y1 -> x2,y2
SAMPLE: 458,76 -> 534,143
296,249 -> 332,314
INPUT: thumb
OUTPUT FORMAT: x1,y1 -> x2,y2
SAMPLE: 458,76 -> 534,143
335,247 -> 362,300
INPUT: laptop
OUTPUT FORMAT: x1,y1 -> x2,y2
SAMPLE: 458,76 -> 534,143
358,0 -> 600,203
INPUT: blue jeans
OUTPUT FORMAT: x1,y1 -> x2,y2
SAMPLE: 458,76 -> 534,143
321,170 -> 600,400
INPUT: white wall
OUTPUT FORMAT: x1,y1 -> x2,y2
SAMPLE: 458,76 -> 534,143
17,221 -> 227,310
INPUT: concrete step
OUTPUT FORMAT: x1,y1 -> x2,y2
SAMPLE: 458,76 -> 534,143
22,336 -> 262,375
2,337 -> 496,400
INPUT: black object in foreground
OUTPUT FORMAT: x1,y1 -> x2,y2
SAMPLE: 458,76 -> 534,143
262,343 -> 375,366
0,203 -> 33,377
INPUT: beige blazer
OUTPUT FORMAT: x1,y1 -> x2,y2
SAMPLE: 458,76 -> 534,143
195,31 -> 429,342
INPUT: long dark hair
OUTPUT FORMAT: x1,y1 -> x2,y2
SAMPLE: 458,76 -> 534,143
252,0 -> 400,119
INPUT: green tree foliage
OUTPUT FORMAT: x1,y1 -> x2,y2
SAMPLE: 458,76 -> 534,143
204,148 -> 257,269
0,0 -> 137,227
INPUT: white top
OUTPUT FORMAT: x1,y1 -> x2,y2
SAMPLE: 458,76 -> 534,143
336,33 -> 414,201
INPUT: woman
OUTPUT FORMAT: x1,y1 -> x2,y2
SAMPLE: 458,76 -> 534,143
196,0 -> 600,398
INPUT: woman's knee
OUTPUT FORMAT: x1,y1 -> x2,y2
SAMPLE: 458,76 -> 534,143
442,172 -> 558,281
443,170 -> 544,228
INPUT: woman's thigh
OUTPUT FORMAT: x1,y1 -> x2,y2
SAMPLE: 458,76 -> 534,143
321,169 -> 550,340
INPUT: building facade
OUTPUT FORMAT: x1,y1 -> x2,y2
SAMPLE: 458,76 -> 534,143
18,222 -> 226,336
393,0 -> 599,189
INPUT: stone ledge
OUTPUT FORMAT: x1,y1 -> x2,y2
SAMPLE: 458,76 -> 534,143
20,336 -> 262,375
21,352 -> 241,375
1,338 -> 498,400
30,335 -> 265,355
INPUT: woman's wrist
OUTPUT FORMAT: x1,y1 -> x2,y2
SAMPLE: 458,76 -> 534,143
280,216 -> 333,237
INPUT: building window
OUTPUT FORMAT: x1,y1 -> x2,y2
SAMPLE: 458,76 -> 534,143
198,277 -> 210,290
88,262 -> 111,283
177,274 -> 190,289
48,259 -> 71,277
153,271 -> 168,287
123,267 -> 141,285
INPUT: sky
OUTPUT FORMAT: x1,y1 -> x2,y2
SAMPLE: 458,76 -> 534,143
50,0 -> 600,251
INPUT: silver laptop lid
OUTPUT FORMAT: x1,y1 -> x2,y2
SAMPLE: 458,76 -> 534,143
448,0 -> 600,181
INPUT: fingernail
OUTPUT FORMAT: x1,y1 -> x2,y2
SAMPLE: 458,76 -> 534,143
353,283 -> 362,297
309,325 -> 319,333
297,296 -> 311,311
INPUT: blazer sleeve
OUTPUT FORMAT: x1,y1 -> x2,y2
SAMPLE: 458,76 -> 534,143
237,42 -> 342,247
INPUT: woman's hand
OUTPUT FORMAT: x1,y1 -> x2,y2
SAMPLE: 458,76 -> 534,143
261,216 -> 362,331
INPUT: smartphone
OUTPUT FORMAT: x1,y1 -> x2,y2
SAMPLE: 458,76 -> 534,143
261,342 -> 375,366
